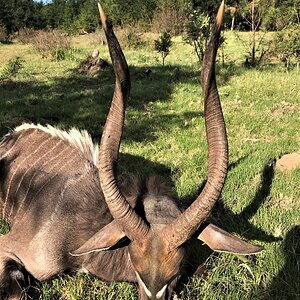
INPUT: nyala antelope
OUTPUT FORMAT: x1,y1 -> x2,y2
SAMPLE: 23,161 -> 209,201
0,1 -> 263,299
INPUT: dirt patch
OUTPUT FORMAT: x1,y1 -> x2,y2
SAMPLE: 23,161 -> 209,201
276,152 -> 300,172
270,194 -> 296,210
271,101 -> 298,117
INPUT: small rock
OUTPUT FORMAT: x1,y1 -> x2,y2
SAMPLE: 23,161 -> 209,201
276,152 -> 300,171
91,49 -> 99,58
77,50 -> 108,75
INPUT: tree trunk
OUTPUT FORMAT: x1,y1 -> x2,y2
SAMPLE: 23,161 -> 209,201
251,0 -> 256,67
231,15 -> 235,31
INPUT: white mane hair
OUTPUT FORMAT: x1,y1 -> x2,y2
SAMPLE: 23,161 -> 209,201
14,123 -> 99,166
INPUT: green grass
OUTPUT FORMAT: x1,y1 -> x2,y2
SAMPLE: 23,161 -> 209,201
0,31 -> 299,299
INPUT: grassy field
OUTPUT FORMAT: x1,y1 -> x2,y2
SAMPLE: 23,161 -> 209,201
0,30 -> 299,299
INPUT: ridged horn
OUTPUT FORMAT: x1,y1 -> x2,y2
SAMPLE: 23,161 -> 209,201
163,0 -> 228,250
97,3 -> 150,242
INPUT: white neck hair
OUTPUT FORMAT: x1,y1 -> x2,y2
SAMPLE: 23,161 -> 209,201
14,123 -> 99,166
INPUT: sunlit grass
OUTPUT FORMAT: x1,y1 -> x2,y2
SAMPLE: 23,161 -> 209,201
0,31 -> 299,299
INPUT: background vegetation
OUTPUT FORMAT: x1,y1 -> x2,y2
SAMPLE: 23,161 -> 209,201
0,0 -> 300,36
0,0 -> 299,299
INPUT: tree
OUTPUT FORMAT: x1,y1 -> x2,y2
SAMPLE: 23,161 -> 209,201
0,0 -> 47,41
75,0 -> 99,33
275,0 -> 300,29
153,0 -> 190,35
192,0 -> 220,17
0,0 -> 16,40
273,25 -> 300,69
154,32 -> 172,66
101,0 -> 157,26
183,10 -> 210,64
239,0 -> 271,66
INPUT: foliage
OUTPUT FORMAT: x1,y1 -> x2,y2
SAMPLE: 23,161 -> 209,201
17,27 -> 38,44
239,0 -> 271,30
114,26 -> 145,50
72,0 -> 99,33
0,0 -> 300,36
273,0 -> 300,29
0,25 -> 9,43
0,0 -> 45,36
154,32 -> 173,66
101,0 -> 157,26
273,25 -> 300,69
261,7 -> 282,31
30,30 -> 71,61
1,56 -> 24,79
183,10 -> 210,64
152,0 -> 189,35
0,219 -> 10,235
192,0 -> 221,18
236,0 -> 273,67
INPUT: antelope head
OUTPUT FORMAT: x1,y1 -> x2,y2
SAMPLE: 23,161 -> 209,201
73,2 -> 263,299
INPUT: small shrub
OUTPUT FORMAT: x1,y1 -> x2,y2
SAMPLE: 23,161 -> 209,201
234,31 -> 272,67
154,32 -> 172,66
30,30 -> 71,61
0,25 -> 9,43
273,25 -> 300,69
17,27 -> 38,44
88,29 -> 106,47
1,57 -> 25,79
115,26 -> 145,50
183,10 -> 210,65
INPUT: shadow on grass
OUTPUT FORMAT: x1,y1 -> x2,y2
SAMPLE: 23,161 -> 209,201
0,61 -> 247,140
216,61 -> 246,86
123,110 -> 202,142
0,64 -> 198,138
213,159 -> 280,243
118,153 -> 172,179
181,158 -> 279,243
265,226 -> 300,300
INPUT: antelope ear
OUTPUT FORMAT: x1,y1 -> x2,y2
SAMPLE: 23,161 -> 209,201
70,220 -> 126,256
198,223 -> 264,255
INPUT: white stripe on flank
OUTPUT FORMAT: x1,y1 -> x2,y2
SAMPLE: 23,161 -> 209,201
28,151 -> 80,250
32,147 -> 77,201
9,139 -> 64,219
2,132 -> 51,218
1,123 -> 99,219
14,123 -> 98,165
0,132 -> 24,160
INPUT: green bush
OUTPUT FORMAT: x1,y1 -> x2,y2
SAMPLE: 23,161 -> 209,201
183,10 -> 210,65
115,26 -> 145,50
154,32 -> 172,66
1,56 -> 24,79
30,30 -> 71,61
273,25 -> 300,69
17,27 -> 38,44
0,25 -> 9,43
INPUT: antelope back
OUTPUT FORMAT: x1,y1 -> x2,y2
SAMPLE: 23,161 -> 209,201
0,124 -> 103,224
